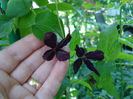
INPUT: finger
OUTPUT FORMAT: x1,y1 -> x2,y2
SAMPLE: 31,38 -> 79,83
31,46 -> 69,85
11,46 -> 49,84
23,57 -> 57,94
32,57 -> 57,84
0,70 -> 18,94
0,34 -> 43,73
35,61 -> 68,99
9,85 -> 36,99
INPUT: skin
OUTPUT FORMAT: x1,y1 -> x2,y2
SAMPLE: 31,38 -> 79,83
0,34 -> 69,99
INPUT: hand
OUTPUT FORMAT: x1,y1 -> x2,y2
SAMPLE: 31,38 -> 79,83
0,34 -> 69,99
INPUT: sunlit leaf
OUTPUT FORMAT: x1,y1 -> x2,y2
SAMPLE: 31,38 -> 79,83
117,53 -> 133,61
32,11 -> 65,41
71,80 -> 93,91
69,30 -> 80,56
98,24 -> 121,61
118,38 -> 133,48
47,3 -> 77,11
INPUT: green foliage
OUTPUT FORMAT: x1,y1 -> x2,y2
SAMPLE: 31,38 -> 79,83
6,0 -> 32,17
33,0 -> 48,6
117,53 -> 133,61
118,37 -> 133,49
0,15 -> 14,38
98,24 -> 121,61
69,30 -> 80,56
18,11 -> 36,28
32,11 -> 65,41
55,78 -> 69,98
94,61 -> 120,99
82,3 -> 94,9
121,0 -> 132,6
0,40 -> 9,46
71,80 -> 93,91
47,3 -> 76,11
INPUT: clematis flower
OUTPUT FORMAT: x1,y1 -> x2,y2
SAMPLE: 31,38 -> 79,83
43,32 -> 71,61
73,45 -> 104,76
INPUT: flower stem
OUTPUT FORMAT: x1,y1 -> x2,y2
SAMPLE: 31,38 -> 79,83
55,0 -> 65,38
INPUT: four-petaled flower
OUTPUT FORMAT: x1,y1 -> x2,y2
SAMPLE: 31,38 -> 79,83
73,45 -> 104,76
43,32 -> 71,61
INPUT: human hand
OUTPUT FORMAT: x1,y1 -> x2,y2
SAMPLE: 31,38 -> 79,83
0,34 -> 69,99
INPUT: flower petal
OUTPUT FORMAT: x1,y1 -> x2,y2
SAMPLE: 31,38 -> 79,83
85,50 -> 104,61
56,49 -> 70,61
75,45 -> 85,57
57,33 -> 71,49
43,49 -> 55,61
44,32 -> 57,48
83,58 -> 100,76
73,58 -> 82,74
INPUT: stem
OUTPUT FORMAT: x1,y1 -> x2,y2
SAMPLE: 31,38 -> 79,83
55,0 -> 65,38
119,7 -> 122,37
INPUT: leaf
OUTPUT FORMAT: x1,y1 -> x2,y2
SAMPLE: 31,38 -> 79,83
94,61 -> 120,99
71,80 -> 93,91
18,11 -> 36,28
121,0 -> 132,6
0,40 -> 9,46
32,11 -> 65,41
0,15 -> 14,38
126,85 -> 133,89
33,0 -> 48,6
47,3 -> 77,11
85,33 -> 100,37
117,53 -> 133,61
69,30 -> 80,56
19,27 -> 32,37
82,3 -> 94,9
98,24 -> 121,61
6,0 -> 32,18
96,2 -> 103,8
118,38 -> 133,48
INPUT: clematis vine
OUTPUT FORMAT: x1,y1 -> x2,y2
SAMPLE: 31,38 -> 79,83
73,45 -> 104,76
43,32 -> 71,61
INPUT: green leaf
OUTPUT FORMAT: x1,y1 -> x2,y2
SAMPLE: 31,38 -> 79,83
18,11 -> 36,28
69,30 -> 80,56
0,15 -> 14,38
82,3 -> 94,9
117,53 -> 133,61
33,0 -> 48,6
94,61 -> 120,99
98,24 -> 121,61
32,11 -> 65,41
19,27 -> 32,37
85,33 -> 100,37
121,0 -> 132,6
118,38 -> 133,48
96,2 -> 103,8
47,3 -> 77,12
126,85 -> 133,89
0,40 -> 9,46
6,0 -> 32,17
71,80 -> 93,91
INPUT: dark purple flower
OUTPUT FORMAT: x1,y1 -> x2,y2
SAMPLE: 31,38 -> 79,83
43,32 -> 71,61
73,45 -> 104,76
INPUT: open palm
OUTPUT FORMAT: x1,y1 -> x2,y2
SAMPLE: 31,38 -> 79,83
0,34 -> 68,99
